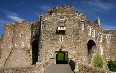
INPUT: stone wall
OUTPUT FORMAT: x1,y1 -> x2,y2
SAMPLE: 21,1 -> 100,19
0,6 -> 115,73
0,21 -> 32,68
0,38 -> 2,58
103,30 -> 116,60
0,24 -> 14,68
39,11 -> 103,71
0,67 -> 34,73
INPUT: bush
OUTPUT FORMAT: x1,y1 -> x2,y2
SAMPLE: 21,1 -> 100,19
75,71 -> 80,73
93,53 -> 104,68
107,60 -> 116,72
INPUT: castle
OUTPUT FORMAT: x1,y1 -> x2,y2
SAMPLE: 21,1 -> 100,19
0,6 -> 116,73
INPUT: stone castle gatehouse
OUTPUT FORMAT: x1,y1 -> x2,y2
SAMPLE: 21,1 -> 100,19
0,6 -> 116,73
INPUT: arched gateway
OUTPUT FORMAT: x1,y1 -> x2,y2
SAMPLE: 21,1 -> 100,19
87,40 -> 96,54
55,50 -> 68,64
87,40 -> 97,64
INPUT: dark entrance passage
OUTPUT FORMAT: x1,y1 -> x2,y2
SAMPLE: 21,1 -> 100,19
87,40 -> 96,54
32,40 -> 39,65
55,50 -> 68,64
87,40 -> 96,64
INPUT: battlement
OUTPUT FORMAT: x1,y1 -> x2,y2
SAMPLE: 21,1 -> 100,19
48,6 -> 75,14
5,21 -> 30,25
31,22 -> 40,28
103,30 -> 116,34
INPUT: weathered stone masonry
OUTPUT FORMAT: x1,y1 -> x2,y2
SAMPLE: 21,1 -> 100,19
0,6 -> 115,73
0,21 -> 32,68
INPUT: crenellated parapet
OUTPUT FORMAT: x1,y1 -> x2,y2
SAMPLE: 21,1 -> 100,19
48,5 -> 75,14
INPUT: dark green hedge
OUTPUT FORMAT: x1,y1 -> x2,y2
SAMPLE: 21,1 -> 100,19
107,60 -> 116,72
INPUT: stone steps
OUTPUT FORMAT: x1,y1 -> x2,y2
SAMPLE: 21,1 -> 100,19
44,64 -> 74,73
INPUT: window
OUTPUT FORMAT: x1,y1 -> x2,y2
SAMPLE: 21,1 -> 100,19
56,19 -> 66,35
80,20 -> 85,30
20,34 -> 23,37
60,21 -> 64,27
98,33 -> 102,42
41,20 -> 45,29
92,29 -> 95,37
106,34 -> 111,43
80,21 -> 84,30
87,26 -> 91,36
59,35 -> 63,41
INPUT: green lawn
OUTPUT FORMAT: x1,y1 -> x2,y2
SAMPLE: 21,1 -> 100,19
58,53 -> 64,60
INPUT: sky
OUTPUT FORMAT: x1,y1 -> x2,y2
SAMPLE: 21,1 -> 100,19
0,0 -> 116,37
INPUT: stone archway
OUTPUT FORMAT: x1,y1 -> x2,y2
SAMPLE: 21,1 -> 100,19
87,39 -> 96,64
55,50 -> 68,64
87,39 -> 96,54
32,40 -> 39,65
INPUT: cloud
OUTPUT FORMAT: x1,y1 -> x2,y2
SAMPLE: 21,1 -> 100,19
102,24 -> 116,30
2,10 -> 24,22
7,15 -> 24,21
38,5 -> 51,11
87,0 -> 114,11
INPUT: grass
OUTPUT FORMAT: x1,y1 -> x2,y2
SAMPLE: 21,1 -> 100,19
58,52 -> 64,60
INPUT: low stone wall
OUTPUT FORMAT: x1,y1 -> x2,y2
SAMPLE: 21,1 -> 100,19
78,64 -> 109,73
0,67 -> 34,73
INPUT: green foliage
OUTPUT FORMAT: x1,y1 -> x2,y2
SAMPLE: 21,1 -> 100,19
107,60 -> 116,72
75,71 -> 80,73
58,53 -> 64,60
93,53 -> 104,68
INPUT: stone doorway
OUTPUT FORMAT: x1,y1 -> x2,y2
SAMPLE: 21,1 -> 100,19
55,50 -> 68,64
87,40 -> 96,54
32,40 -> 39,65
87,40 -> 96,64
